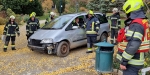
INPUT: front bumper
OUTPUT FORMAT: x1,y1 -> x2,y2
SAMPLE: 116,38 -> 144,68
28,45 -> 46,53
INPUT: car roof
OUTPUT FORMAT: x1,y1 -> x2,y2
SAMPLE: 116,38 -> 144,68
62,12 -> 104,17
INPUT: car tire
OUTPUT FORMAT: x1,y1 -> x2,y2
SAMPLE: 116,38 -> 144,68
57,41 -> 70,57
100,33 -> 108,42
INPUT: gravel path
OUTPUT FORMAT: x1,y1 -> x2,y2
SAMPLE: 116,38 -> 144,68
0,20 -> 102,75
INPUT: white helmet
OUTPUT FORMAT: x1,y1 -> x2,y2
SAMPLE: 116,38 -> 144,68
10,15 -> 15,19
50,12 -> 55,16
112,8 -> 118,12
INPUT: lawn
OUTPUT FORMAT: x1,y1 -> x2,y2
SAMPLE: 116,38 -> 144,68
36,13 -> 49,20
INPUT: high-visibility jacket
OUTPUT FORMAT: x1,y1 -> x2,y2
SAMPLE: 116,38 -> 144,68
118,19 -> 150,53
3,21 -> 20,36
117,18 -> 150,66
26,18 -> 40,34
85,16 -> 100,35
109,12 -> 121,29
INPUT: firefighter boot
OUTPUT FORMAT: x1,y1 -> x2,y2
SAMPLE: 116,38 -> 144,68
3,48 -> 7,52
12,47 -> 16,50
86,48 -> 93,53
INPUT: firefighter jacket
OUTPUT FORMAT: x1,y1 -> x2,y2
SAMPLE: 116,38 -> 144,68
26,18 -> 40,34
117,19 -> 150,66
84,16 -> 100,35
3,21 -> 20,36
109,12 -> 121,29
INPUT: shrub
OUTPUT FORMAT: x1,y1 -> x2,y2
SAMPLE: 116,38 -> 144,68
0,17 -> 6,25
6,8 -> 16,17
80,7 -> 87,12
15,15 -> 24,25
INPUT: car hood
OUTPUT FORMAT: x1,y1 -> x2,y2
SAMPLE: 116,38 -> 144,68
30,29 -> 61,40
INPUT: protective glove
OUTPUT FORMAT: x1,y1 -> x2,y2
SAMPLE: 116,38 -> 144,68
17,33 -> 20,37
26,33 -> 29,36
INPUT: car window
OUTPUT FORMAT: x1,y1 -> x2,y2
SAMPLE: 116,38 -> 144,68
42,16 -> 73,29
95,14 -> 108,24
66,15 -> 85,31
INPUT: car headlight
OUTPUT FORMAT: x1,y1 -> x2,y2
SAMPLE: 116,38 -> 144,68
40,38 -> 53,43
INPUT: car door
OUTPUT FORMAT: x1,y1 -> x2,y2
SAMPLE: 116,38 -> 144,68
65,15 -> 86,48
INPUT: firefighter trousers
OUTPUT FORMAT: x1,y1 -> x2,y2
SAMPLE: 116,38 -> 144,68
123,65 -> 142,75
87,35 -> 97,51
110,28 -> 118,44
4,36 -> 16,49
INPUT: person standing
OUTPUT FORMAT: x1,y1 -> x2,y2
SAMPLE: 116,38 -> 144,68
26,13 -> 40,40
108,8 -> 121,45
85,10 -> 100,53
116,0 -> 150,75
45,12 -> 55,24
3,15 -> 20,52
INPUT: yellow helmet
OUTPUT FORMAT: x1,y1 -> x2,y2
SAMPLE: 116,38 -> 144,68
30,13 -> 35,18
32,12 -> 36,16
123,0 -> 144,14
87,10 -> 94,15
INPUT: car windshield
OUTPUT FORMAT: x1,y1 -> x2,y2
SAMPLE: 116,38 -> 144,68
42,16 -> 73,29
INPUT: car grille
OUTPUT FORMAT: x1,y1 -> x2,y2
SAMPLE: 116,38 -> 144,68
30,39 -> 42,46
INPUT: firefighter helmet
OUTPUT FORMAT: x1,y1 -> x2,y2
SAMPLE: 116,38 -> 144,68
87,10 -> 94,15
30,13 -> 35,18
50,12 -> 55,16
123,0 -> 144,14
10,15 -> 15,19
112,8 -> 118,12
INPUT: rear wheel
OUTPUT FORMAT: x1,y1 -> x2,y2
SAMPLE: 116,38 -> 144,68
100,33 -> 108,42
57,41 -> 70,57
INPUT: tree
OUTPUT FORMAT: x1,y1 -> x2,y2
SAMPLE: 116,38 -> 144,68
1,0 -> 44,16
56,0 -> 66,15
42,0 -> 53,12
86,0 -> 101,11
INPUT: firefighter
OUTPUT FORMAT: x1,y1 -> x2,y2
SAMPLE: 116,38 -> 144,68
108,8 -> 121,45
45,12 -> 55,24
3,15 -> 20,52
26,13 -> 40,40
116,0 -> 150,75
84,10 -> 100,53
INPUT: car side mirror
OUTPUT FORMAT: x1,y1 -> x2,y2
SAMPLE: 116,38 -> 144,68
72,26 -> 78,29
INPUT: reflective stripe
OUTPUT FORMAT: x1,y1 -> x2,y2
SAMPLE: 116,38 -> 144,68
133,32 -> 143,40
86,31 -> 97,34
119,44 -> 149,51
116,54 -> 145,65
96,27 -> 99,29
29,22 -> 38,24
116,54 -> 122,61
95,47 -> 98,50
118,19 -> 121,21
88,48 -> 92,51
125,30 -> 134,36
29,31 -> 36,33
122,51 -> 133,60
4,46 -> 8,48
118,25 -> 121,27
111,18 -> 118,19
3,30 -> 6,32
92,22 -> 94,31
11,45 -> 15,47
12,25 -> 16,26
111,26 -> 118,29
6,34 -> 15,36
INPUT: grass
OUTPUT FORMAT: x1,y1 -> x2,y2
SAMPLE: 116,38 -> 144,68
36,13 -> 49,20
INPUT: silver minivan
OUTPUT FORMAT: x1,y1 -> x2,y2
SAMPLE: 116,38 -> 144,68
28,13 -> 110,57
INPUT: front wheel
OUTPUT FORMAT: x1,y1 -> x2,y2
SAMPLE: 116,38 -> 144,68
100,33 -> 108,42
57,41 -> 70,57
